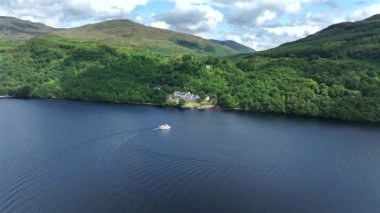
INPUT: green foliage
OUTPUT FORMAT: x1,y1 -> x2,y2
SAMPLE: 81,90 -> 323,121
256,16 -> 380,61
1,16 -> 380,124
8,86 -> 32,98
219,94 -> 239,109
178,99 -> 187,106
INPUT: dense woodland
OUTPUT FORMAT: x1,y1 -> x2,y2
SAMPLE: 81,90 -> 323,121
1,15 -> 380,122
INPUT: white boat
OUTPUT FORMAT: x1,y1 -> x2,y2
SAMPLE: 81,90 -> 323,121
158,124 -> 171,130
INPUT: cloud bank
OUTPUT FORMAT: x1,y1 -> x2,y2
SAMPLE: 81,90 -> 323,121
0,0 -> 379,50
0,0 -> 148,27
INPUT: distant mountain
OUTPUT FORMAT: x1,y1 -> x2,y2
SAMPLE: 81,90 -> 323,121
0,16 -> 54,40
261,14 -> 380,60
209,39 -> 254,53
0,17 -> 252,56
365,14 -> 380,22
52,19 -> 252,56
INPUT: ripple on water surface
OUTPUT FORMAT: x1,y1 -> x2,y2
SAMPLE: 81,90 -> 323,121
1,99 -> 380,212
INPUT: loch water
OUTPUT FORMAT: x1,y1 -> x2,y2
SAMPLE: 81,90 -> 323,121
1,99 -> 380,212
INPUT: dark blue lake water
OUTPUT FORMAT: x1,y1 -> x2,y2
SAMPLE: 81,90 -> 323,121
1,99 -> 380,212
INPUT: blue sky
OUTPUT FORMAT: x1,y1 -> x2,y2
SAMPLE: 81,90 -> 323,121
0,0 -> 379,50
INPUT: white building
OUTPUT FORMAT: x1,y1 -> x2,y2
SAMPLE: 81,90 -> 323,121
168,91 -> 200,103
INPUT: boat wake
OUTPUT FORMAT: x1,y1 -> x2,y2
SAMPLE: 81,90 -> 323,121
0,127 -> 155,212
1,126 -> 309,212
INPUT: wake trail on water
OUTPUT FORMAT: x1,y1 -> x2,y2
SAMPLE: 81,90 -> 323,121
95,129 -> 272,204
140,131 -> 309,174
0,127 -> 155,212
1,127 -> 299,212
142,144 -> 311,175
137,131 -> 261,171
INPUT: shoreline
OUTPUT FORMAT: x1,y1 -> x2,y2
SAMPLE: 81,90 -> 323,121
1,97 -> 379,125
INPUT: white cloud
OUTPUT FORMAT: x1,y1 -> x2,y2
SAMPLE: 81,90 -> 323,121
134,16 -> 144,23
220,10 -> 329,51
150,21 -> 171,29
226,34 -> 243,43
1,0 -> 377,51
264,25 -> 320,38
224,0 -> 302,27
62,0 -> 147,16
224,32 -> 271,50
347,3 -> 380,21
0,0 -> 148,27
256,10 -> 277,25
153,2 -> 223,33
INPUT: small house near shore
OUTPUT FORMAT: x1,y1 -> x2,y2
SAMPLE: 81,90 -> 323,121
168,91 -> 200,103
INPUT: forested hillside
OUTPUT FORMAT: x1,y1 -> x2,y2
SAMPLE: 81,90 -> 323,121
232,14 -> 380,121
0,15 -> 379,122
257,14 -> 380,60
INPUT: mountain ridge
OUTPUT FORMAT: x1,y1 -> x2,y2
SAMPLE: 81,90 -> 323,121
209,39 -> 254,53
0,16 -> 253,56
259,14 -> 380,60
0,16 -> 54,40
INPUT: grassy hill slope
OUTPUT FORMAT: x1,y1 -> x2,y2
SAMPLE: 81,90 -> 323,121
0,17 -> 253,56
52,19 -> 246,56
0,16 -> 54,40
